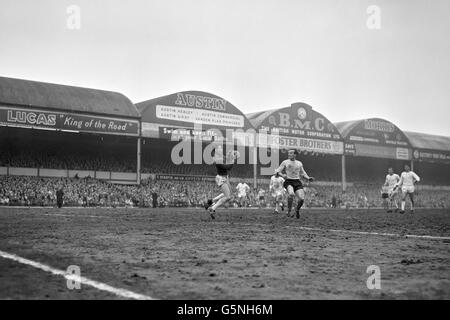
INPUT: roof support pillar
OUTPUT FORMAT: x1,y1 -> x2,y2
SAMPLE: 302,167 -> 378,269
341,154 -> 347,192
253,135 -> 258,189
137,137 -> 141,185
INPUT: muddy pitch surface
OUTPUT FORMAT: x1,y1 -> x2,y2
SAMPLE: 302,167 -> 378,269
0,207 -> 449,299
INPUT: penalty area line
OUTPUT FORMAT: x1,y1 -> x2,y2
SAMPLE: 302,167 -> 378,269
0,250 -> 155,300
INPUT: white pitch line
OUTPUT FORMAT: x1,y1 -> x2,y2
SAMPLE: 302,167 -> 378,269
0,250 -> 155,300
404,234 -> 450,240
237,222 -> 450,241
42,213 -> 108,218
0,211 -> 108,219
296,226 -> 450,241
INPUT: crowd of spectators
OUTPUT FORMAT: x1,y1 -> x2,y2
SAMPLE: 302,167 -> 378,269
1,175 -> 449,209
0,150 -> 135,172
0,176 -> 221,208
0,130 -> 136,172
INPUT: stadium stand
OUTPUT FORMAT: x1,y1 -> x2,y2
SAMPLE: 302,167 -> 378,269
0,76 -> 140,182
0,127 -> 136,172
1,77 -> 449,209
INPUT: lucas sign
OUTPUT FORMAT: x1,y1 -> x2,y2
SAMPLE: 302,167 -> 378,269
0,106 -> 139,136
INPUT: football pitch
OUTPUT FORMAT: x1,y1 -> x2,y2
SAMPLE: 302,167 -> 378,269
0,207 -> 449,300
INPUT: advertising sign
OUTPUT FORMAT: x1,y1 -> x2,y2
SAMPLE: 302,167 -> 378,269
154,174 -> 216,182
258,133 -> 343,154
254,103 -> 343,142
139,91 -> 254,142
347,118 -> 410,147
159,127 -> 225,142
0,105 -> 139,136
250,103 -> 344,155
413,149 -> 450,164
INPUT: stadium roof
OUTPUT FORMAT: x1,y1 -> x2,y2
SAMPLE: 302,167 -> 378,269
335,119 -> 450,152
246,108 -> 280,129
334,119 -> 366,138
334,118 -> 403,138
404,131 -> 450,152
0,76 -> 139,118
334,117 -> 413,150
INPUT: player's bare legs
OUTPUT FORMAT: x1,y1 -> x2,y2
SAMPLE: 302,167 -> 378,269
205,193 -> 223,210
209,183 -> 231,218
274,199 -> 280,214
239,196 -> 245,207
213,193 -> 225,202
400,192 -> 415,214
400,190 -> 408,214
383,197 -> 389,212
408,192 -> 415,213
274,194 -> 283,214
390,194 -> 399,212
294,189 -> 305,219
286,186 -> 295,217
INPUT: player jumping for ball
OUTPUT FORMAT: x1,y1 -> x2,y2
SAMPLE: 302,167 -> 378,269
384,167 -> 400,213
275,149 -> 314,219
394,164 -> 420,214
205,149 -> 240,219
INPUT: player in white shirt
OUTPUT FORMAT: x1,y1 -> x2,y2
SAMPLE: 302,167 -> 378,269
270,173 -> 285,214
384,168 -> 400,213
394,164 -> 420,214
275,149 -> 314,219
236,182 -> 250,207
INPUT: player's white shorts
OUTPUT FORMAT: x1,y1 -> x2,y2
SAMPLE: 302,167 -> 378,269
401,186 -> 415,194
215,175 -> 228,187
271,189 -> 284,198
238,192 -> 247,198
388,187 -> 398,197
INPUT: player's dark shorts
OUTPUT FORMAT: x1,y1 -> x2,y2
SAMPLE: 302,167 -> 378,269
283,179 -> 303,192
381,193 -> 389,199
259,196 -> 265,200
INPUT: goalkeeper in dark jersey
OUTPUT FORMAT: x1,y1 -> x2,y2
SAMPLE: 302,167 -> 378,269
204,149 -> 240,219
